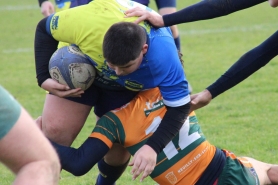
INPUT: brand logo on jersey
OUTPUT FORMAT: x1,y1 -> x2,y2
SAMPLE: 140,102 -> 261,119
51,15 -> 59,30
144,99 -> 164,116
124,80 -> 143,91
165,172 -> 177,185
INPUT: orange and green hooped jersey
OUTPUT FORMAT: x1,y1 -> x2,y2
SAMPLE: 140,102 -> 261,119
90,88 -> 216,184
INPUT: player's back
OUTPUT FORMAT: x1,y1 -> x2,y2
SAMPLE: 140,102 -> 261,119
47,0 -> 152,72
108,88 -> 216,184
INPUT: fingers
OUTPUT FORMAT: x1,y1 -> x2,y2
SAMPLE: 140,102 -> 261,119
124,7 -> 141,16
131,159 -> 154,182
133,16 -> 147,24
124,7 -> 150,24
140,163 -> 154,182
129,146 -> 156,182
55,88 -> 84,98
130,156 -> 142,180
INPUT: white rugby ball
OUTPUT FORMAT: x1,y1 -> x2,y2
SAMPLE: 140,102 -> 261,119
49,45 -> 96,90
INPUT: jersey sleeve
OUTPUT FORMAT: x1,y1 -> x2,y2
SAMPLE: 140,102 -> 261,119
207,30 -> 278,98
163,0 -> 266,26
0,86 -> 21,139
90,112 -> 125,148
147,28 -> 190,107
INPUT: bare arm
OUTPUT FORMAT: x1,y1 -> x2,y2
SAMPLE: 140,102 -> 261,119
0,86 -> 60,184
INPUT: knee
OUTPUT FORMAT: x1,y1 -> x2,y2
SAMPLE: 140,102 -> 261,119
104,143 -> 130,166
267,166 -> 278,184
42,121 -> 74,146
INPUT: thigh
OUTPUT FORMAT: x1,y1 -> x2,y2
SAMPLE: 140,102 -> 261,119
218,150 -> 260,185
42,93 -> 92,146
104,143 -> 131,166
243,157 -> 272,185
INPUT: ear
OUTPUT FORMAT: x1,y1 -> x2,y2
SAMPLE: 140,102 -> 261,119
142,44 -> 148,54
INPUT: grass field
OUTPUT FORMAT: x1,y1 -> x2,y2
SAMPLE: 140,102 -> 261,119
0,0 -> 278,184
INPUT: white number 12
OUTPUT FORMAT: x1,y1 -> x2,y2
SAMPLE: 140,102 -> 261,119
146,116 -> 201,160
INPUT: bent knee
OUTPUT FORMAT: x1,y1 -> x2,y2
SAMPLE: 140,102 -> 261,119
104,144 -> 130,166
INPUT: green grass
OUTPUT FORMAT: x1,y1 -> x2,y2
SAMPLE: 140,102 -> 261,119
0,0 -> 278,184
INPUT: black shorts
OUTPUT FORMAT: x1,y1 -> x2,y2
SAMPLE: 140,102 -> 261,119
65,72 -> 138,117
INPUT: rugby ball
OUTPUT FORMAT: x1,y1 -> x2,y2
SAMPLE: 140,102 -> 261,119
49,45 -> 96,90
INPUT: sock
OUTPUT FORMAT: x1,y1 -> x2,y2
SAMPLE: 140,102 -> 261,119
95,158 -> 129,185
174,36 -> 181,51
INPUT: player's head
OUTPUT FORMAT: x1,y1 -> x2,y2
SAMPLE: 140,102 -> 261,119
103,22 -> 148,76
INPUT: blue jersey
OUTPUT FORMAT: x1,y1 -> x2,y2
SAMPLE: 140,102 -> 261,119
46,0 -> 190,106
102,27 -> 189,105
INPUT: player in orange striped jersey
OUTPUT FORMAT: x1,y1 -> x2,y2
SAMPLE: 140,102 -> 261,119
50,88 -> 278,184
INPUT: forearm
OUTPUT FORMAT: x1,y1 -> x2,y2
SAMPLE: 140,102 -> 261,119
145,102 -> 190,154
50,138 -> 109,176
207,30 -> 278,98
163,0 -> 266,26
35,17 -> 59,87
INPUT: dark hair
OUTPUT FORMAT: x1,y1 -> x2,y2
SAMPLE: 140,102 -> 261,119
103,22 -> 147,66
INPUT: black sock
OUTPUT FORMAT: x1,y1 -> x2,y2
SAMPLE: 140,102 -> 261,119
95,158 -> 129,185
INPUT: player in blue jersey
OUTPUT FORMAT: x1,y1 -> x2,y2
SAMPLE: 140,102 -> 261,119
34,0 -> 190,184
0,85 -> 60,185
38,0 -> 92,17
46,88 -> 278,184
124,0 -> 278,112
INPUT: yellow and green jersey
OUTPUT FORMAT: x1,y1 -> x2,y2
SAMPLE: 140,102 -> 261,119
47,0 -> 151,73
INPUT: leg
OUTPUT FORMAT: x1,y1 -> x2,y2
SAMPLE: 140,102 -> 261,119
96,144 -> 131,185
156,0 -> 180,50
158,7 -> 179,37
104,143 -> 131,166
41,93 -> 92,146
93,85 -> 138,184
244,157 -> 278,185
95,116 -> 131,185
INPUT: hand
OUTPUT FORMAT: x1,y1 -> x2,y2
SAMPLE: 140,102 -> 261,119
190,89 -> 212,113
41,78 -> 84,98
41,1 -> 55,17
124,7 -> 164,27
128,145 -> 157,182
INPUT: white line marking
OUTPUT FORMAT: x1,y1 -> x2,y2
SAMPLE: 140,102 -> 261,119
0,5 -> 38,11
179,23 -> 276,36
2,48 -> 33,54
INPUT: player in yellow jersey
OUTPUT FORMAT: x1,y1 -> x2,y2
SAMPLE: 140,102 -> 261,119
35,0 -> 190,184
49,87 -> 278,184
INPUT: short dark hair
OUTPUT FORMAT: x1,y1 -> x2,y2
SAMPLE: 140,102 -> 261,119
103,22 -> 147,66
